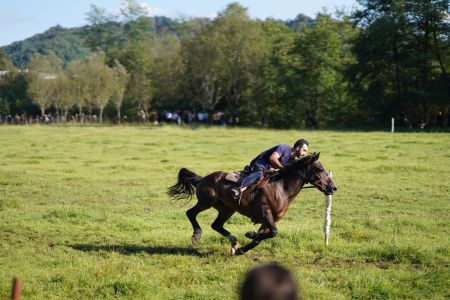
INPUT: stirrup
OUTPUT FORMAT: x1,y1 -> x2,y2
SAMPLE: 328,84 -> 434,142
232,188 -> 242,205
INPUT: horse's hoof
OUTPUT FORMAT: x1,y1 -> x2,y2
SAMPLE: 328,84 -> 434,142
245,231 -> 257,239
235,248 -> 245,256
230,247 -> 244,256
191,230 -> 202,245
229,241 -> 241,255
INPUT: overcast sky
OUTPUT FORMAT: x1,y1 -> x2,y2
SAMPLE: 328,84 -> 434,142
0,0 -> 360,46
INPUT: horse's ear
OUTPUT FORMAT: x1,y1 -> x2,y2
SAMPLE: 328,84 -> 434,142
311,152 -> 320,161
314,152 -> 320,161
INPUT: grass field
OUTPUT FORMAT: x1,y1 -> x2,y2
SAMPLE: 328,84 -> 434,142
0,125 -> 449,299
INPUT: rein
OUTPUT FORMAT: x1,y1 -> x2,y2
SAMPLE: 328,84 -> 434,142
302,185 -> 316,189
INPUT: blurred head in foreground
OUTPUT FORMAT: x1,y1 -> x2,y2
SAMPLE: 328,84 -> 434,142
240,263 -> 299,300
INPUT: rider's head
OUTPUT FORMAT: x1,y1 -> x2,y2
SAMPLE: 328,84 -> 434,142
293,139 -> 309,158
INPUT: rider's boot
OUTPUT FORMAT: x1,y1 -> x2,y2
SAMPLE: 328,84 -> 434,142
231,187 -> 246,204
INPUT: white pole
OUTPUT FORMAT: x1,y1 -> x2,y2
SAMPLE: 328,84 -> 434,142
391,117 -> 395,133
324,171 -> 333,247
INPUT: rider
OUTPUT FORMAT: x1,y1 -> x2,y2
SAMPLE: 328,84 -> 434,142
231,139 -> 309,200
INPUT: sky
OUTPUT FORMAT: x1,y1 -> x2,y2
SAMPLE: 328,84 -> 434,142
0,0 -> 360,47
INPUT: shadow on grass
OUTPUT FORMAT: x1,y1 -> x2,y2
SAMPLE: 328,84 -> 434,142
67,244 -> 211,257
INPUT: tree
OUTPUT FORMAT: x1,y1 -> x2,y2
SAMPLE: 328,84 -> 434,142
85,4 -> 120,53
118,42 -> 154,114
0,72 -> 32,117
289,13 -> 358,128
67,60 -> 89,121
182,3 -> 265,117
151,35 -> 184,109
0,97 -> 9,118
0,49 -> 15,117
120,0 -> 149,22
111,59 -> 129,123
0,49 -> 15,71
181,21 -> 221,112
120,0 -> 155,44
210,3 -> 266,116
406,0 -> 450,118
27,53 -> 61,117
84,51 -> 115,123
254,19 -> 296,127
352,0 -> 450,125
53,72 -> 71,121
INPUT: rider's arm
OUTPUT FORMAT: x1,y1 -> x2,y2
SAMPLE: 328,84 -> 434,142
269,152 -> 283,169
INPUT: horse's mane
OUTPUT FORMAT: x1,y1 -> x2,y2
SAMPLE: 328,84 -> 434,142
269,155 -> 311,182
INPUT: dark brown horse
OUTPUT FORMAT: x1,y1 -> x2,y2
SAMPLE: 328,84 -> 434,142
167,152 -> 337,255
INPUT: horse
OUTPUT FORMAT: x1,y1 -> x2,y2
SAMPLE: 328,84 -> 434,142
167,152 -> 337,255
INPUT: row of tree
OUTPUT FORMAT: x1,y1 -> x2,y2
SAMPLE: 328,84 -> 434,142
0,0 -> 449,128
26,52 -> 128,123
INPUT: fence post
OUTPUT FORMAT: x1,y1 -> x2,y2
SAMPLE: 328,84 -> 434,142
324,171 -> 333,247
391,117 -> 395,133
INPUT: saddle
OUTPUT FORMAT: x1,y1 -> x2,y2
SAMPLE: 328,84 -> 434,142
224,169 -> 274,189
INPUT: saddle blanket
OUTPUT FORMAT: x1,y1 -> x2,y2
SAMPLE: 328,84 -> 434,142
225,171 -> 244,183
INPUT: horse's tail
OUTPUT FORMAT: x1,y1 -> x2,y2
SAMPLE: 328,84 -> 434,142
167,168 -> 202,201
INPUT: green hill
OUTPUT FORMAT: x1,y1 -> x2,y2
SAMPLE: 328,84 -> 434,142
2,25 -> 92,68
1,15 -> 312,68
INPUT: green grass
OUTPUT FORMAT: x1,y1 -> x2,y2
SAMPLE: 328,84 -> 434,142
0,125 -> 449,299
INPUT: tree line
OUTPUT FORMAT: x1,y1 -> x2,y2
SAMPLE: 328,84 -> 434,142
0,0 -> 448,128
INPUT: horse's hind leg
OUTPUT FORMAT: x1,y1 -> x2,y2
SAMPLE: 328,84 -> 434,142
186,201 -> 210,245
211,202 -> 239,254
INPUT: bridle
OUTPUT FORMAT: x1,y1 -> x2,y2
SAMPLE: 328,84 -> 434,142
299,165 -> 330,190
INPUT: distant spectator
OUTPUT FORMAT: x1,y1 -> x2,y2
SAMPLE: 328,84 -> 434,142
399,112 -> 409,128
218,112 -> 226,126
139,110 -> 146,123
240,263 -> 300,300
172,112 -> 179,124
166,111 -> 173,122
197,112 -> 204,123
435,111 -> 444,128
419,119 -> 427,130
150,111 -> 158,125
197,112 -> 209,124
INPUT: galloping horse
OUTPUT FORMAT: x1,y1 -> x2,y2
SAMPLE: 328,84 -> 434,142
167,152 -> 337,255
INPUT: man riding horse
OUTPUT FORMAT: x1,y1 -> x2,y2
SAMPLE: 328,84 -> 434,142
167,140 -> 337,255
231,139 -> 309,201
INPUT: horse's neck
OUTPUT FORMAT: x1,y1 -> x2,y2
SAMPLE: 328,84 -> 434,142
280,172 -> 305,200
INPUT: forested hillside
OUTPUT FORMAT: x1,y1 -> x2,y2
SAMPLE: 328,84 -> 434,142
2,25 -> 91,68
1,15 -> 311,68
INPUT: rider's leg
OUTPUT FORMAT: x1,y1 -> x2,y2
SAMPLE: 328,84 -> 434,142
240,170 -> 264,188
231,170 -> 263,199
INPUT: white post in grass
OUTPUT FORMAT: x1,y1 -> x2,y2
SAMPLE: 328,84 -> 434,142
324,171 -> 333,247
391,117 -> 395,133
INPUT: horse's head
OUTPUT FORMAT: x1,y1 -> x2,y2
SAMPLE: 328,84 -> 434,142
302,152 -> 337,195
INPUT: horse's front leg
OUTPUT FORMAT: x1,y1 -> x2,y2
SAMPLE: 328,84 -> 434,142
236,225 -> 274,255
235,210 -> 278,255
